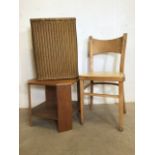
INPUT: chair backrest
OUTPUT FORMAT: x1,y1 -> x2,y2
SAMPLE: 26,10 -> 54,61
31,18 -> 78,80
88,33 -> 127,73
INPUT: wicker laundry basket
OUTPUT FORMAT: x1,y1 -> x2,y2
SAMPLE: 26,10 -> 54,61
30,18 -> 78,80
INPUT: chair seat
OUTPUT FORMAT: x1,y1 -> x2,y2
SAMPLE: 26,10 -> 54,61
28,78 -> 77,86
79,72 -> 125,81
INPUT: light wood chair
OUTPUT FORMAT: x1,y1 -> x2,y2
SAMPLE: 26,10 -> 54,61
79,33 -> 127,131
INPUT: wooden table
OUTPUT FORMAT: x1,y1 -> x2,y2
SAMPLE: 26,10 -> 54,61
28,79 -> 79,132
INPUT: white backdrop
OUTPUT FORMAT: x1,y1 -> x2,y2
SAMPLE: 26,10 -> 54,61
19,0 -> 134,108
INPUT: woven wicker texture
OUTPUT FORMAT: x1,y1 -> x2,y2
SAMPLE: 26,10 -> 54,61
31,18 -> 78,80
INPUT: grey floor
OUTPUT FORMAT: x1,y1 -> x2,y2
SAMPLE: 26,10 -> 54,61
19,103 -> 135,155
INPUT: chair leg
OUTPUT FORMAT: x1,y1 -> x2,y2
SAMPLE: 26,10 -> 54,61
89,80 -> 93,110
122,83 -> 127,114
28,84 -> 32,126
77,80 -> 81,117
79,80 -> 84,125
118,81 -> 124,131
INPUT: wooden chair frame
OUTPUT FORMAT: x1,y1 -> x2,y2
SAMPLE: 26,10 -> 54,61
79,33 -> 127,131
